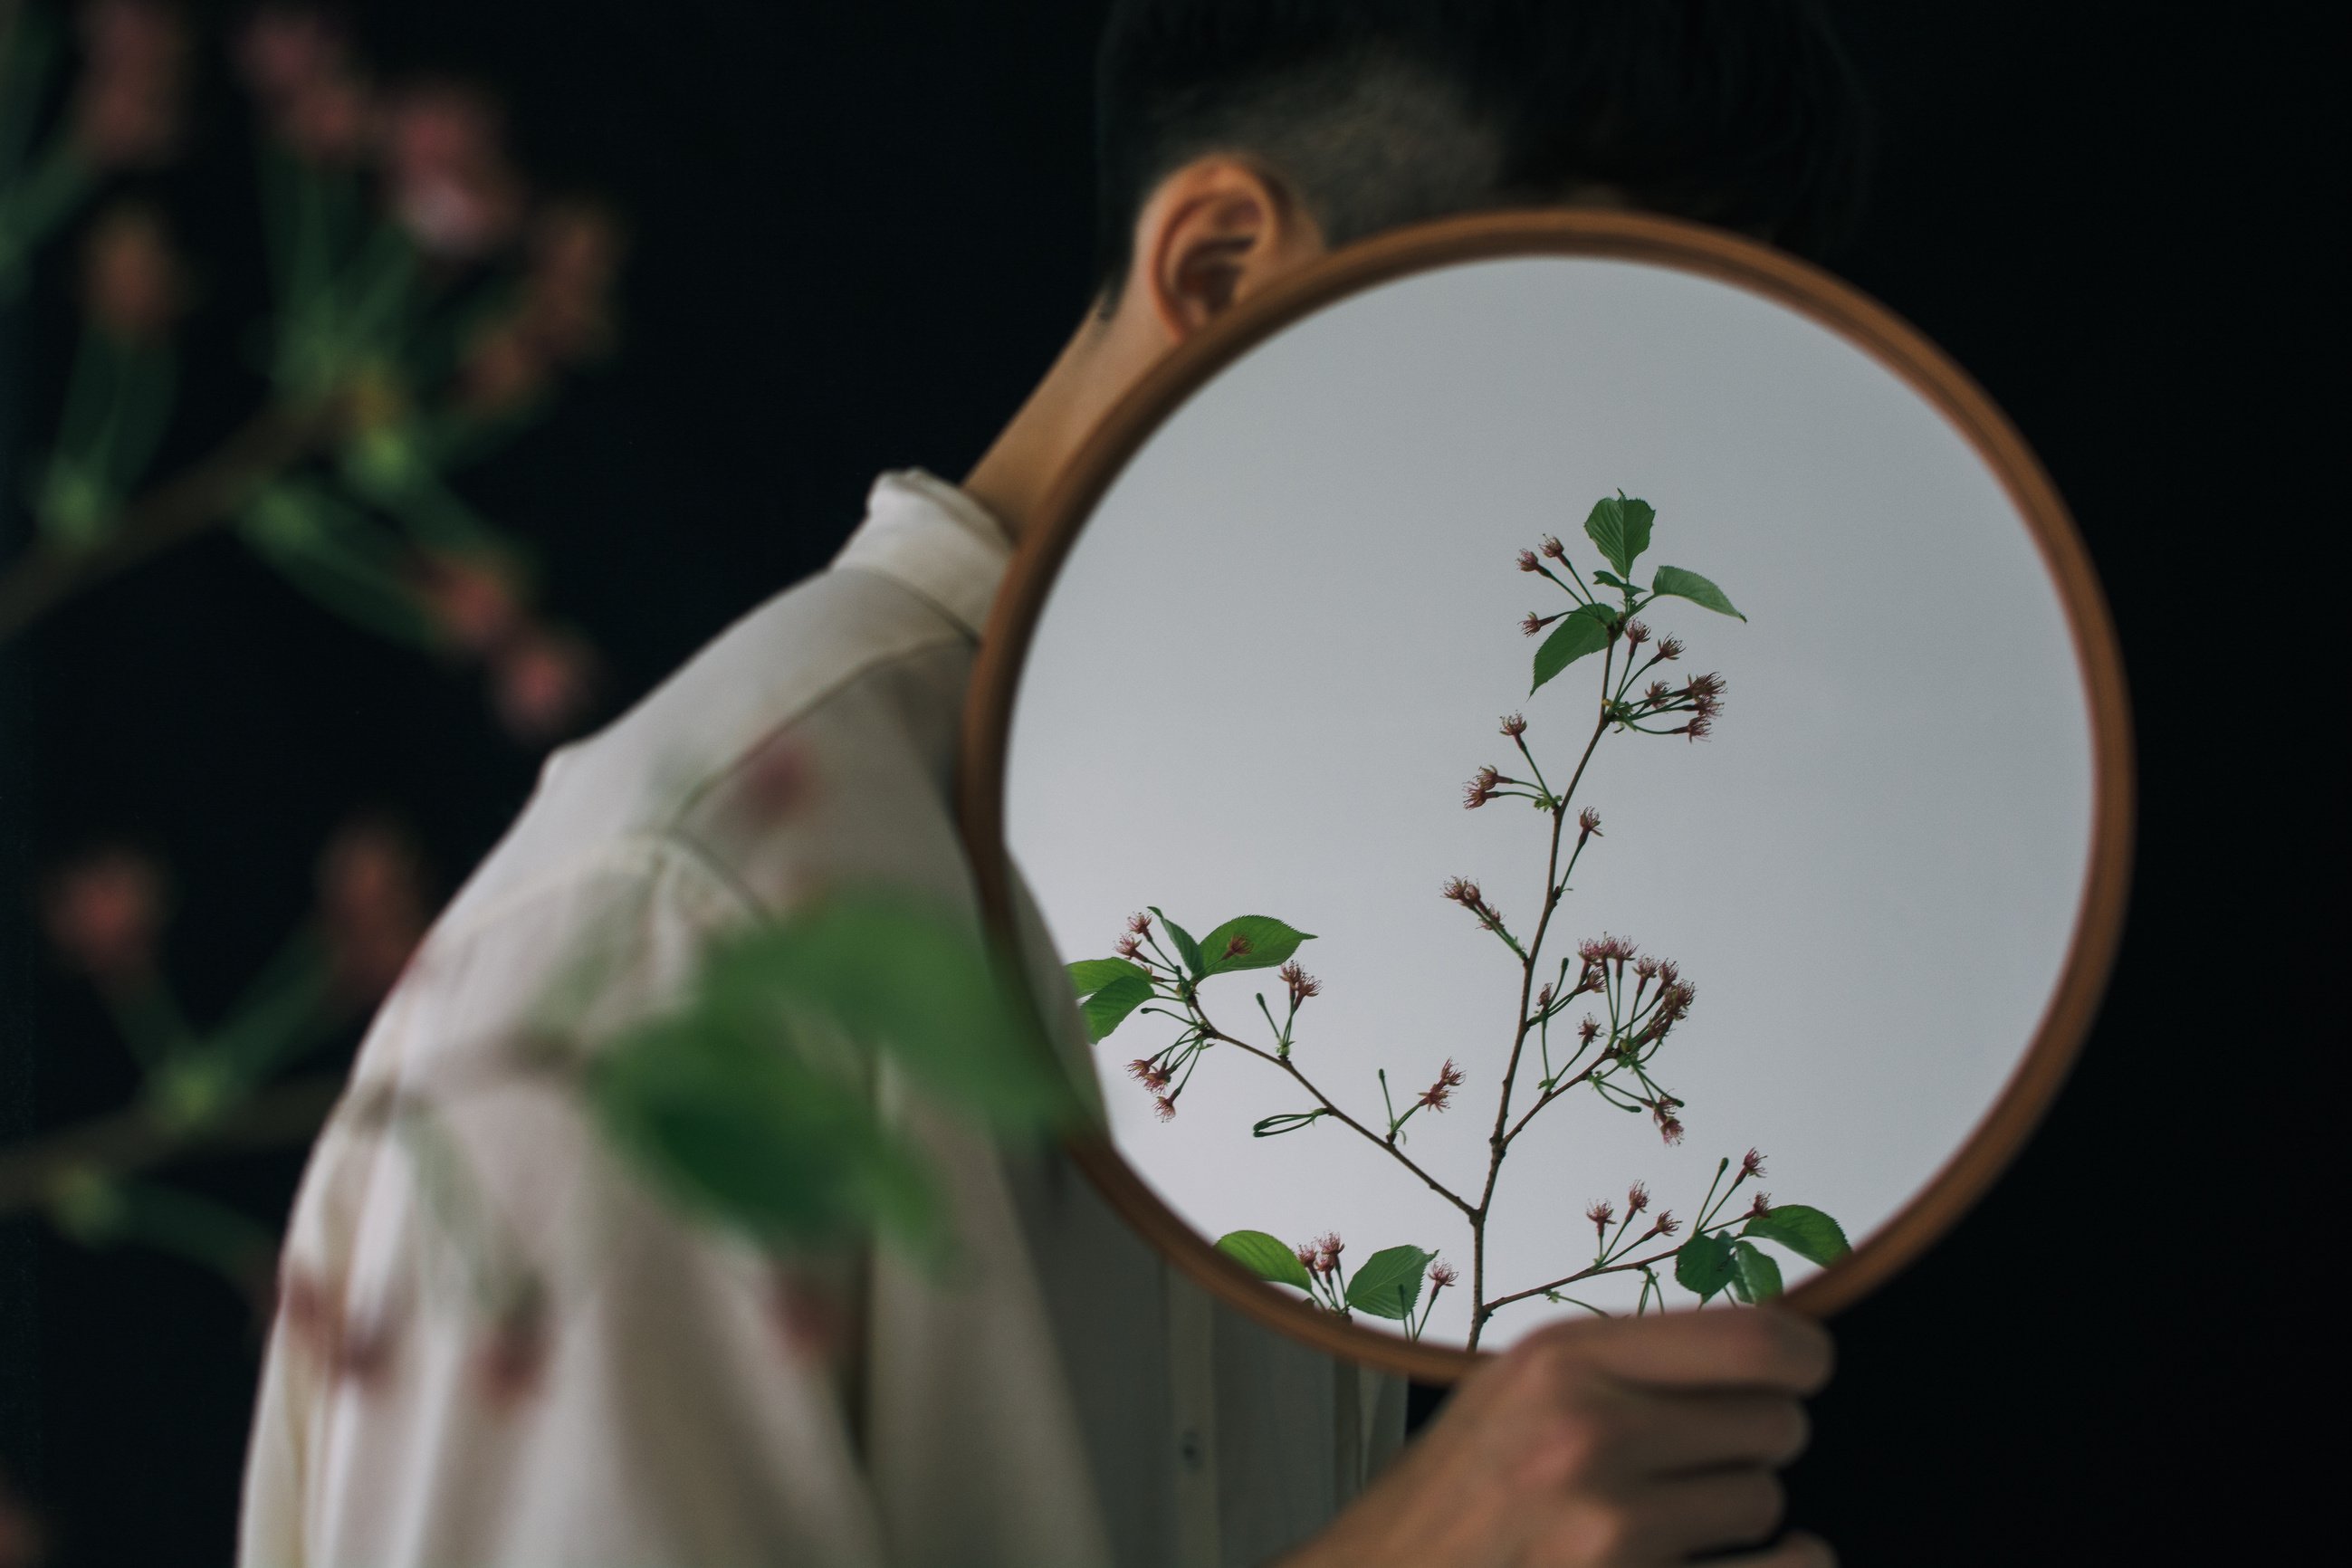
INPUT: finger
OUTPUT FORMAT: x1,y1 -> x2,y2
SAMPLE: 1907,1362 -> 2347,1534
1628,1466 -> 1789,1560
1601,1387 -> 1812,1477
1532,1306 -> 1832,1394
1521,1469 -> 1793,1568
1690,1528 -> 1836,1568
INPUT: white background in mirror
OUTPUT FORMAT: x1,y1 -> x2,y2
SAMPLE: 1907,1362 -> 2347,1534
1008,256 -> 2093,1349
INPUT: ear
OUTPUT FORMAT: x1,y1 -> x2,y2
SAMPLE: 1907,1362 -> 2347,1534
1133,156 -> 1325,343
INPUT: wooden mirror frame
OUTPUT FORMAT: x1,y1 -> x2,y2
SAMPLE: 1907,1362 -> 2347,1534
958,207 -> 2134,1382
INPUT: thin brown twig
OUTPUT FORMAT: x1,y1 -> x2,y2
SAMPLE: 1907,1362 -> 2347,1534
1183,1002 -> 1480,1218
0,1071 -> 345,1218
0,399 -> 337,639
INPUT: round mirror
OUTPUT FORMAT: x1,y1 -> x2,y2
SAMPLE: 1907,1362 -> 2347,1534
961,210 -> 2130,1380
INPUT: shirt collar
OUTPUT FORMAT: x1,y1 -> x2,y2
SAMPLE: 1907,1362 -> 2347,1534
830,467 -> 1014,639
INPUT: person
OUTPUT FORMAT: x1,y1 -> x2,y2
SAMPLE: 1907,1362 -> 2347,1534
236,3 -> 1869,1564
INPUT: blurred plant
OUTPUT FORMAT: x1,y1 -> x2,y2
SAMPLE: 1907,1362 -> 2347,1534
1077,494 -> 1852,1345
0,1 -> 623,744
12,816 -> 429,1301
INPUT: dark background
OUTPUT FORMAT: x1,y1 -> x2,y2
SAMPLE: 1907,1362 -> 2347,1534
0,2 -> 2333,1562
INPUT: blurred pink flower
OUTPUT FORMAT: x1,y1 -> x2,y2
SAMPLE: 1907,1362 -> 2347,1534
236,8 -> 378,164
383,82 -> 523,257
519,200 -> 624,360
416,550 -> 526,656
491,625 -> 597,741
72,0 -> 186,167
43,846 -> 167,983
316,817 -> 429,1002
81,203 -> 184,342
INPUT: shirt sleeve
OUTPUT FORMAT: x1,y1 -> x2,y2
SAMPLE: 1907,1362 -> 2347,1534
237,835 -> 891,1568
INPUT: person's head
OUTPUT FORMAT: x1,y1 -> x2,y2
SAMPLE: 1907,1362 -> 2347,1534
1090,0 -> 1869,334
965,1 -> 1869,534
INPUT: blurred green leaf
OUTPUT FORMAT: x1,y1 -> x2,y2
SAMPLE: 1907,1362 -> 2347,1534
1196,915 -> 1315,977
1674,1229 -> 1738,1303
1740,1204 -> 1850,1266
1150,907 -> 1206,980
588,1009 -> 942,1254
699,895 -> 1076,1127
1730,1239 -> 1784,1303
1649,565 -> 1745,621
1345,1244 -> 1435,1321
1216,1229 -> 1313,1291
1068,957 -> 1152,997
1583,492 -> 1655,579
1532,604 -> 1613,693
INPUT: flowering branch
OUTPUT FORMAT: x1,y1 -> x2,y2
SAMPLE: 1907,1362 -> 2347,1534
1077,492 -> 1853,1343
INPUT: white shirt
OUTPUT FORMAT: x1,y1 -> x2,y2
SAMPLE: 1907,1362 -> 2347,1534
236,470 -> 1404,1568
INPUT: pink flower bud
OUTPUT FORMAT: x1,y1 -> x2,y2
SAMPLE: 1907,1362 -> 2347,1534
1126,912 -> 1152,935
1740,1148 -> 1767,1181
1577,807 -> 1601,836
1653,1209 -> 1680,1237
492,625 -> 598,742
1625,620 -> 1650,646
1499,712 -> 1527,738
1539,535 -> 1566,560
1152,1095 -> 1177,1122
1656,636 -> 1685,660
1515,549 -> 1540,573
1746,1191 -> 1774,1219
81,204 -> 184,342
1586,1200 -> 1614,1238
1427,1259 -> 1458,1289
1114,933 -> 1143,961
73,0 -> 187,168
317,817 -> 429,1003
1626,1181 -> 1650,1215
43,846 -> 166,984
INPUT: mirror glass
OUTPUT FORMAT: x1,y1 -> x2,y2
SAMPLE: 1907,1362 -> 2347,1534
1000,253 -> 2101,1354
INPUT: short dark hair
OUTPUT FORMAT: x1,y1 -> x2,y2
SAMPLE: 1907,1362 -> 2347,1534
1093,0 -> 1871,299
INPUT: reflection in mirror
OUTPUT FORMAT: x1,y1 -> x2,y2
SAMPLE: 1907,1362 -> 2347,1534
1003,254 -> 2099,1353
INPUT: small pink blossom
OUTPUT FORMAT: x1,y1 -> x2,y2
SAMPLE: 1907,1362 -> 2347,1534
1626,1181 -> 1650,1216
72,0 -> 186,167
1585,1200 -> 1613,1238
1539,535 -> 1566,560
81,203 -> 184,342
1278,961 -> 1319,1003
1515,549 -> 1540,573
1125,912 -> 1152,935
1427,1259 -> 1458,1289
382,81 -> 523,257
1499,712 -> 1526,738
492,625 -> 597,741
316,817 -> 429,1002
1114,933 -> 1143,961
1740,1148 -> 1767,1181
1152,1095 -> 1176,1122
43,846 -> 166,983
1417,1057 -> 1464,1113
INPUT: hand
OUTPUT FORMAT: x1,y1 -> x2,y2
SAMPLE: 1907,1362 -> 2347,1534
1280,1308 -> 1834,1568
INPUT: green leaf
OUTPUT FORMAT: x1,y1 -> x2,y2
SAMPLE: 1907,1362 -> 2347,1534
1068,957 -> 1152,997
1217,1229 -> 1314,1291
1649,565 -> 1746,621
588,1009 -> 942,1253
1345,1244 -> 1436,1321
697,894 -> 1075,1127
1582,492 -> 1656,578
1150,908 -> 1206,979
1741,1204 -> 1851,1267
1591,570 -> 1632,591
1079,973 -> 1154,1042
1532,605 -> 1613,693
1197,915 -> 1315,977
1251,1109 -> 1330,1137
1731,1240 -> 1784,1303
1674,1229 -> 1738,1303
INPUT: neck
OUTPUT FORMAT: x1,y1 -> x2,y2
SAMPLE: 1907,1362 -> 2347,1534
961,301 -> 1154,545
